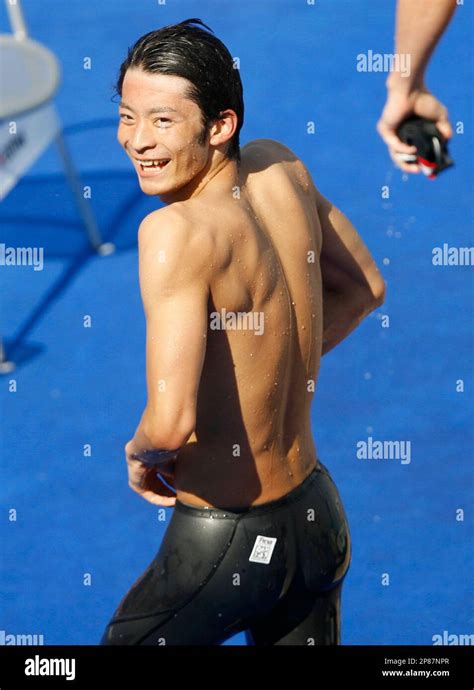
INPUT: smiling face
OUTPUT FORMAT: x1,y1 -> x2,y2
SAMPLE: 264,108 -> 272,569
117,68 -> 213,202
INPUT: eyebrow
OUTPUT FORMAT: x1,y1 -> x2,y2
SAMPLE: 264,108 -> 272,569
119,102 -> 179,115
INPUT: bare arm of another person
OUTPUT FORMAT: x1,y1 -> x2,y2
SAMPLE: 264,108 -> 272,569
377,0 -> 457,172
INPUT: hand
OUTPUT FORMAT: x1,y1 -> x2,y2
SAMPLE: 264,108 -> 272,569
377,82 -> 453,173
125,443 -> 177,507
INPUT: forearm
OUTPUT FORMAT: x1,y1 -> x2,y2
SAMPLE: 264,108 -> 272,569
388,0 -> 457,92
322,287 -> 383,356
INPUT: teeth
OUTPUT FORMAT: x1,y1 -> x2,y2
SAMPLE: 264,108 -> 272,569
138,159 -> 170,167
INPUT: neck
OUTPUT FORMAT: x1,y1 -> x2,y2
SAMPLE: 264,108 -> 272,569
160,153 -> 240,205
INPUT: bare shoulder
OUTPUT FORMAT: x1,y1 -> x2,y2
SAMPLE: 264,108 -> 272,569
138,204 -> 214,277
243,138 -> 306,163
242,136 -> 293,152
139,203 -> 189,237
139,203 -> 211,244
241,138 -> 314,191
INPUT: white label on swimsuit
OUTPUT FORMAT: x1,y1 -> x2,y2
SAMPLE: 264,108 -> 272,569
249,535 -> 277,565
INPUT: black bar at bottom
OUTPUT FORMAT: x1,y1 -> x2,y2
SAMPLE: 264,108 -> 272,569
0,644 -> 472,686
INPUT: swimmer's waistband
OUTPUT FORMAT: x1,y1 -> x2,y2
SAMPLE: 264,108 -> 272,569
174,460 -> 330,519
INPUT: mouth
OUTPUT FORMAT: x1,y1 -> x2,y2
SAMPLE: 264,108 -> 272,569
134,158 -> 171,176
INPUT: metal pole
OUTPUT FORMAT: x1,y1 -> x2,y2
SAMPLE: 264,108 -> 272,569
5,0 -> 28,40
2,1 -> 27,371
54,130 -> 115,255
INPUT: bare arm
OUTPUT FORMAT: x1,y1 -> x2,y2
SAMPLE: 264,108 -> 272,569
243,140 -> 386,355
124,206 -> 211,506
391,0 -> 457,90
377,0 -> 456,171
315,188 -> 386,355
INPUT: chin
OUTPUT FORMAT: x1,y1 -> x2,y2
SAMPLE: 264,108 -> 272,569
138,177 -> 168,194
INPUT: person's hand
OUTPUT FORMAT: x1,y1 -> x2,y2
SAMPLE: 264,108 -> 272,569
125,442 -> 177,507
376,81 -> 453,173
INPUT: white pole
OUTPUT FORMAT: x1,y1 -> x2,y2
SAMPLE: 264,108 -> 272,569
5,0 -> 28,40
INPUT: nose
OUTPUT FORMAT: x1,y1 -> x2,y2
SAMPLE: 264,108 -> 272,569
129,119 -> 157,153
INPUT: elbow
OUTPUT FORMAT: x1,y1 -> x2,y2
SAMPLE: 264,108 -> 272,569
142,409 -> 195,450
373,279 -> 386,308
365,269 -> 386,308
354,276 -> 386,312
146,425 -> 194,451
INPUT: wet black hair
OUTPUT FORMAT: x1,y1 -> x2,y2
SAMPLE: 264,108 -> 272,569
115,18 -> 244,163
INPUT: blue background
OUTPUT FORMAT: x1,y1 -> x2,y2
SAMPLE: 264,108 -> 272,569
0,0 -> 472,645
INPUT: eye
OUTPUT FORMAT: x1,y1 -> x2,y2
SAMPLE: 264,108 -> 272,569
155,118 -> 171,125
119,112 -> 133,121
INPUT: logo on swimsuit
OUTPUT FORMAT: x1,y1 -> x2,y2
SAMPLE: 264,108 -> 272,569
249,535 -> 277,565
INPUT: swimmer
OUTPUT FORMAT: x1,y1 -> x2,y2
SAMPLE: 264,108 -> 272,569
100,18 -> 385,645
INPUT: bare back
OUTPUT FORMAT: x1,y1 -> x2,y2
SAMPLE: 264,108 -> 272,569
174,139 -> 324,508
